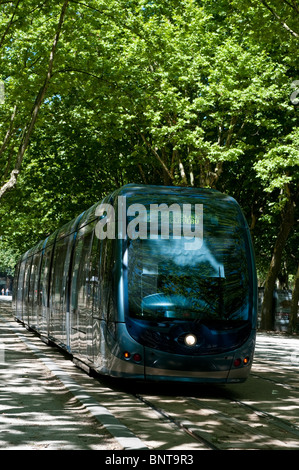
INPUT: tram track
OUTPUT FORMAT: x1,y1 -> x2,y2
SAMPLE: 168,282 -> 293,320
133,394 -> 263,450
231,396 -> 299,438
135,393 -> 218,450
250,372 -> 299,391
131,375 -> 299,450
0,307 -> 209,450
1,302 -> 298,450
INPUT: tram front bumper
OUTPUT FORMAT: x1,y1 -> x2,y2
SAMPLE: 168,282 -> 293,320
143,347 -> 234,383
143,343 -> 253,383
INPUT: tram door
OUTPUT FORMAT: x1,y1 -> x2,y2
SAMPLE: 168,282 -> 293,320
49,233 -> 74,348
16,260 -> 25,321
38,245 -> 52,335
28,250 -> 42,330
70,221 -> 101,364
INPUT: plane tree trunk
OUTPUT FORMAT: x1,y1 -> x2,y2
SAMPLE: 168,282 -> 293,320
289,263 -> 299,333
260,197 -> 295,330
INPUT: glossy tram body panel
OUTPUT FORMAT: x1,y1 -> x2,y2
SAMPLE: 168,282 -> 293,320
13,184 -> 257,383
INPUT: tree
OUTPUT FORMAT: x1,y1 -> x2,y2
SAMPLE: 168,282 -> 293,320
254,128 -> 299,329
258,0 -> 298,38
289,263 -> 299,332
0,0 -> 298,333
0,0 -> 70,199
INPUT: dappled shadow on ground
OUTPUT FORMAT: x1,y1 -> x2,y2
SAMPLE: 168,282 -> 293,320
1,300 -> 299,450
98,374 -> 230,400
0,305 -> 120,450
90,334 -> 299,450
94,372 -> 299,449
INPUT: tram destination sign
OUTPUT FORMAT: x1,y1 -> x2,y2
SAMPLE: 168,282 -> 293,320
95,196 -> 203,251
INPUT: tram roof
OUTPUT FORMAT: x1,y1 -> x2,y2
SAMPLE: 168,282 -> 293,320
18,184 -> 239,262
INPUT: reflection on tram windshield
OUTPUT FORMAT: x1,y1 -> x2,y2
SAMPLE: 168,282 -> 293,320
126,202 -> 250,323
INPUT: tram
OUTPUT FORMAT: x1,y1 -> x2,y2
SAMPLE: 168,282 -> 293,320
13,184 -> 257,383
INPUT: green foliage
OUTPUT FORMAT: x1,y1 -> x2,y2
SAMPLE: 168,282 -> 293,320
254,129 -> 299,193
0,237 -> 19,273
0,0 -> 298,286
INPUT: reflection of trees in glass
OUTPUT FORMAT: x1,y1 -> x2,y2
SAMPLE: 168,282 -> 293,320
127,198 -> 250,323
157,271 -> 224,318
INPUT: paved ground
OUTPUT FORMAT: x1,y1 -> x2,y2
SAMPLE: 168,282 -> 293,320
0,295 -> 12,301
2,297 -> 297,453
0,299 -> 140,450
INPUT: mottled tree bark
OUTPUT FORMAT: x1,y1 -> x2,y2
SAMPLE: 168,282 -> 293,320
260,197 -> 295,330
289,263 -> 299,333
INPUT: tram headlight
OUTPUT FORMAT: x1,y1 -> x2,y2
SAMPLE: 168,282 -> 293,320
184,334 -> 197,347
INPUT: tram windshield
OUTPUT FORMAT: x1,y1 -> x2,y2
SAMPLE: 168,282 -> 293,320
125,194 -> 251,324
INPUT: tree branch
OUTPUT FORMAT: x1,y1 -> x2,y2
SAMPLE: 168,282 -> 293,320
137,130 -> 174,182
0,0 -> 70,199
259,0 -> 299,38
0,0 -> 21,50
0,105 -> 17,160
0,169 -> 19,198
281,0 -> 299,14
69,0 -> 103,13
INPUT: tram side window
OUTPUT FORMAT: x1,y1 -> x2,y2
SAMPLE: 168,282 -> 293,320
12,262 -> 20,307
99,237 -> 115,324
71,223 -> 94,320
16,260 -> 26,317
28,252 -> 41,314
50,234 -> 73,315
28,258 -> 35,307
39,246 -> 53,309
71,221 -> 103,319
23,257 -> 32,315
32,252 -> 42,313
90,230 -> 101,318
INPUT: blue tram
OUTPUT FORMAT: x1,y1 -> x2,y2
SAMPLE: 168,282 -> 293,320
13,184 -> 257,383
